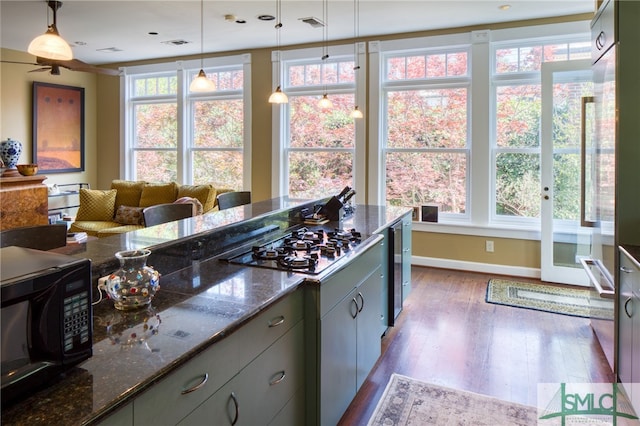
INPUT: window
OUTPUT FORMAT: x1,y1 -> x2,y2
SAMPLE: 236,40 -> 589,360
491,39 -> 590,222
370,22 -> 590,232
382,48 -> 470,216
273,44 -> 366,200
124,55 -> 251,189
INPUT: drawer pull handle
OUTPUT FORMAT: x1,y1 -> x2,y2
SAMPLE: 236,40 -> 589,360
181,373 -> 208,395
230,391 -> 239,425
620,266 -> 633,274
268,316 -> 285,328
357,292 -> 364,313
624,297 -> 633,318
269,370 -> 286,386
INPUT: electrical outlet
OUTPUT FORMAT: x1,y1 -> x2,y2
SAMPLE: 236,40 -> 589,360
485,240 -> 494,252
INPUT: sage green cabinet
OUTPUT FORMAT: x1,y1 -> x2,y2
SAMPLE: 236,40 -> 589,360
305,239 -> 384,426
179,321 -> 305,426
132,289 -> 303,425
98,403 -> 133,425
618,247 -> 640,413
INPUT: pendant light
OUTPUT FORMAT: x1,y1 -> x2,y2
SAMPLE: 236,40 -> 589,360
28,1 -> 73,61
350,0 -> 363,119
269,0 -> 288,103
318,0 -> 333,110
190,0 -> 215,93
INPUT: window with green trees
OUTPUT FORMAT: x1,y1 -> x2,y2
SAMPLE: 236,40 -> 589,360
125,56 -> 250,189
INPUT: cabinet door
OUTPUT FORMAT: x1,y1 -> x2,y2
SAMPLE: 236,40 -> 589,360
319,288 -> 358,426
356,266 -> 382,390
97,403 -> 133,426
181,322 -> 305,426
401,214 -> 412,302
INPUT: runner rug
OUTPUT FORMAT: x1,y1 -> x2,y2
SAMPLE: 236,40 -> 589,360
485,278 -> 614,320
367,374 -> 537,426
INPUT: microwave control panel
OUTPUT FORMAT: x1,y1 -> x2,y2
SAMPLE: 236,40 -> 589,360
63,290 -> 91,353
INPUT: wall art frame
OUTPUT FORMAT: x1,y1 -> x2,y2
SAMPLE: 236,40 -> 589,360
32,82 -> 85,173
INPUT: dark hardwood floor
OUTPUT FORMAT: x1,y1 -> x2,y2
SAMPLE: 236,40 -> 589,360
338,266 -> 615,425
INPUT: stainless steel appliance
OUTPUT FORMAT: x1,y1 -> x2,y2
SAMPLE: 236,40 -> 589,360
1,246 -> 93,405
580,0 -> 617,372
387,219 -> 403,326
225,226 -> 362,275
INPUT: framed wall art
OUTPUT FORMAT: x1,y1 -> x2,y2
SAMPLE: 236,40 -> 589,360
32,82 -> 85,173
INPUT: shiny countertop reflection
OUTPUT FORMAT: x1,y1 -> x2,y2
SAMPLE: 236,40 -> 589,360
1,199 -> 411,425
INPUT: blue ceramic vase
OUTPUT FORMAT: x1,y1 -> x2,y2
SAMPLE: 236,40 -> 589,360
0,138 -> 22,176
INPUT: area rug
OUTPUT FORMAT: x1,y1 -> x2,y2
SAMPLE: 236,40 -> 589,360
367,374 -> 537,425
486,279 -> 614,320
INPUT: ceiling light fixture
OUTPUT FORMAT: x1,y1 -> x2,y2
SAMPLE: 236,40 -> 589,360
350,0 -> 363,119
28,1 -> 73,61
269,0 -> 288,104
498,4 -> 511,11
318,0 -> 333,110
190,0 -> 215,93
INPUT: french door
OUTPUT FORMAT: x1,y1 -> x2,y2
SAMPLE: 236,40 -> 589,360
540,60 -> 593,286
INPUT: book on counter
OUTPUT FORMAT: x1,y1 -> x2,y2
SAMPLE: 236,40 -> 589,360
67,232 -> 87,243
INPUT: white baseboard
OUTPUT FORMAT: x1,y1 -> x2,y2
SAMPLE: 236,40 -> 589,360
411,255 -> 541,279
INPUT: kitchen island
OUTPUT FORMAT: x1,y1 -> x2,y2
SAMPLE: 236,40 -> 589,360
1,198 -> 411,425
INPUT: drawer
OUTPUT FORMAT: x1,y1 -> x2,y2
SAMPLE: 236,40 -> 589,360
133,289 -> 303,425
179,320 -> 305,426
318,241 -> 383,318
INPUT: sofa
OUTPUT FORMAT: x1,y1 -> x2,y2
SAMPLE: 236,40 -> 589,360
69,180 -> 232,237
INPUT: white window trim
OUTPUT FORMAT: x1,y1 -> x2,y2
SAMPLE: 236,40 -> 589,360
369,21 -> 590,241
120,54 -> 252,188
271,43 -> 366,202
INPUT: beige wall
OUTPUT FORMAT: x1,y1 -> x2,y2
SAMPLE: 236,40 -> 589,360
1,13 -> 592,272
1,48 -> 98,187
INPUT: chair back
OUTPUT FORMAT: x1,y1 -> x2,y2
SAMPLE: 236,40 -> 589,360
216,191 -> 251,210
0,224 -> 68,250
143,203 -> 194,227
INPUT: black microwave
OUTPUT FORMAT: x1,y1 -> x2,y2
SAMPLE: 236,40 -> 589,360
0,246 -> 93,405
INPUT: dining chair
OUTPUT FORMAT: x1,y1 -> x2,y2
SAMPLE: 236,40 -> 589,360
216,191 -> 251,210
0,224 -> 68,250
142,203 -> 194,227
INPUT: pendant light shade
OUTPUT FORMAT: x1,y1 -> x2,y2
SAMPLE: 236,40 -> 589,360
317,0 -> 332,110
190,69 -> 216,92
190,0 -> 215,93
28,1 -> 72,61
268,85 -> 288,104
351,0 -> 363,119
269,0 -> 288,104
318,94 -> 333,109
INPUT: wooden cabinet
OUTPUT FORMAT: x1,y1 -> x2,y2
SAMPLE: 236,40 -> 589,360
305,239 -> 384,426
0,176 -> 48,230
618,246 -> 640,413
130,290 -> 304,426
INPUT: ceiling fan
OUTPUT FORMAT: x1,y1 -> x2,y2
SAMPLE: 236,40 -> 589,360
1,57 -> 120,76
1,1 -> 120,76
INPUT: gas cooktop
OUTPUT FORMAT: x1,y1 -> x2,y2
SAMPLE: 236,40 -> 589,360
224,227 -> 362,275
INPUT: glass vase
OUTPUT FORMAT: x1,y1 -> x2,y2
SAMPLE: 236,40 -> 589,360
105,249 -> 160,310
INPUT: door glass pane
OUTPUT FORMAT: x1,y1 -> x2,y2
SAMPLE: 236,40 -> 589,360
551,72 -> 593,269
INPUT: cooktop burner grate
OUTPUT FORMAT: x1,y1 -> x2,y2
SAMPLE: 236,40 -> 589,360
225,227 -> 362,274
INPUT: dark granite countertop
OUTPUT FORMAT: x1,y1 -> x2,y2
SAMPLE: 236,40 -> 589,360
1,198 -> 411,425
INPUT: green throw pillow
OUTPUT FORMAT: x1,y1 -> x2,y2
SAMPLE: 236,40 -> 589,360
75,189 -> 117,221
